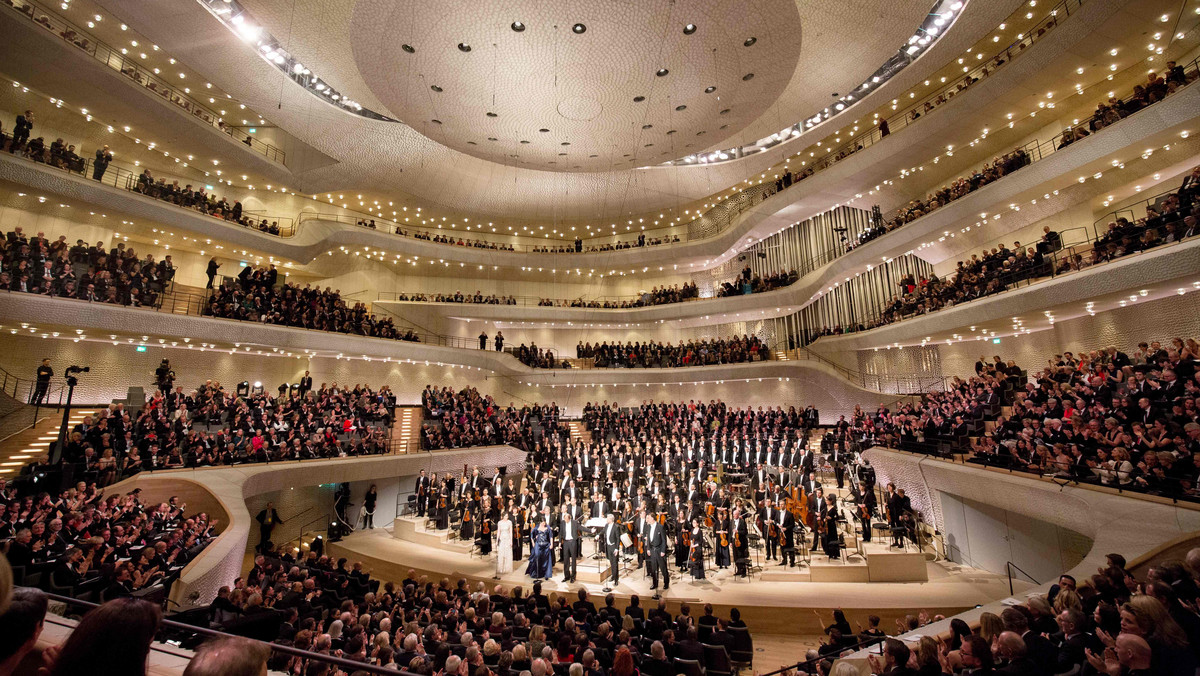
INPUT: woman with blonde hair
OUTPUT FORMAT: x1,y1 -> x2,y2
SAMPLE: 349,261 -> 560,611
978,612 -> 1004,644
1053,588 -> 1082,613
1119,596 -> 1195,675
1025,595 -> 1057,635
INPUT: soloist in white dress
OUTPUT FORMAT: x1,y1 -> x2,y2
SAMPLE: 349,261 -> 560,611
496,517 -> 514,574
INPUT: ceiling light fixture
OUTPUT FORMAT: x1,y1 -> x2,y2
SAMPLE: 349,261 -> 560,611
430,85 -> 443,92
683,23 -> 697,35
457,43 -> 471,52
704,86 -> 716,93
572,23 -> 586,34
511,21 -> 525,32
743,37 -> 757,47
633,95 -> 646,102
656,68 -> 669,77
742,73 -> 754,81
402,44 -> 415,53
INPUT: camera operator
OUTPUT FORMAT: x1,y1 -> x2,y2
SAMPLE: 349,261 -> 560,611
154,359 -> 175,394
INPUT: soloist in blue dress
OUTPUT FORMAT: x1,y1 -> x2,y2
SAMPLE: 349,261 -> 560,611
526,523 -> 555,579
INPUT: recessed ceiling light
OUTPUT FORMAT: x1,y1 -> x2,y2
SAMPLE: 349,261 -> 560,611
431,119 -> 442,124
511,21 -> 525,32
572,23 -> 586,34
487,137 -> 498,141
457,43 -> 471,52
719,108 -> 731,114
704,86 -> 717,93
666,130 -> 677,135
520,140 -> 530,144
402,44 -> 415,53
743,37 -> 757,47
742,73 -> 754,81
683,23 -> 697,35
675,105 -> 687,111
633,95 -> 646,102
642,124 -> 653,129
430,85 -> 443,92
656,68 -> 669,77
486,112 -> 498,117
539,128 -> 550,132
560,142 -> 571,146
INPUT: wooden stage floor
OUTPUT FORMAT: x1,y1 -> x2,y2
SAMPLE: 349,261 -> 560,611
327,523 -> 1032,636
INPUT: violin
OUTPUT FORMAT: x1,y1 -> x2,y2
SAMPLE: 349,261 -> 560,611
482,518 -> 490,535
719,528 -> 729,548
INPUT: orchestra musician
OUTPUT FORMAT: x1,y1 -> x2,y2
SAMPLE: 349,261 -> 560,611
713,508 -> 731,570
435,478 -> 449,530
603,512 -> 621,591
645,512 -> 668,592
778,504 -> 797,567
761,498 -> 780,562
688,517 -> 705,580
821,494 -> 841,559
730,507 -> 749,578
416,469 -> 430,517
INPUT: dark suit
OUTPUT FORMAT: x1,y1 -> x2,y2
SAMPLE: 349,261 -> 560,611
255,507 -> 282,552
645,521 -> 668,589
1022,631 -> 1057,675
604,522 -> 621,585
561,516 -> 580,582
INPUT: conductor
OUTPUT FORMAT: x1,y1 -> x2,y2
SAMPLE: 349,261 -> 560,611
560,505 -> 580,584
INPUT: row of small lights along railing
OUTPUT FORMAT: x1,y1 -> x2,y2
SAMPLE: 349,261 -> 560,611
4,147 -> 297,236
7,0 -> 287,164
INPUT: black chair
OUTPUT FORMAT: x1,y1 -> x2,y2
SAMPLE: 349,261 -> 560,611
703,644 -> 734,676
674,657 -> 705,676
727,627 -> 753,673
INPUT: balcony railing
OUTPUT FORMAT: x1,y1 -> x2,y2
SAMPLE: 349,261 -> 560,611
6,0 -> 286,164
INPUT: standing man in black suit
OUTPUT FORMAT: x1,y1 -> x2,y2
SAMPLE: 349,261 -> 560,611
255,502 -> 283,553
31,359 -> 52,406
730,508 -> 749,578
415,470 -> 431,517
10,110 -> 33,152
560,505 -> 580,583
92,145 -> 112,181
205,257 -> 220,289
298,371 -> 313,397
603,512 -> 620,591
646,516 -> 668,593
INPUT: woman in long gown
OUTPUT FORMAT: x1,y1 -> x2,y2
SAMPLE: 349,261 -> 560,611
714,509 -> 731,569
511,508 -> 525,562
435,482 -> 450,531
526,517 -> 554,580
822,496 -> 841,559
496,513 -> 514,576
689,518 -> 706,580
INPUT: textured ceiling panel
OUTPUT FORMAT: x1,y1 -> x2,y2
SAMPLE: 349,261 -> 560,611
348,0 -> 802,172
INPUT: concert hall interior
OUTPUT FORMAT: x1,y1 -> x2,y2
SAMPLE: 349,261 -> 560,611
1,0 -> 1200,673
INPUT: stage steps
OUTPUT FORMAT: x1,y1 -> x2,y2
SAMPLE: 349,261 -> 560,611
391,406 -> 423,453
0,408 -> 98,474
567,420 -> 592,444
393,516 -> 472,553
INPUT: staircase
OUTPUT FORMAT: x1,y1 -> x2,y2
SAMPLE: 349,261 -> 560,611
391,406 -> 423,453
567,420 -> 592,444
0,408 -> 99,475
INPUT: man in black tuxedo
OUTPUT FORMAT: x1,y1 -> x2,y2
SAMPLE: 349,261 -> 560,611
255,502 -> 283,553
730,508 -> 749,577
299,371 -> 313,397
415,470 -> 430,517
560,505 -> 580,583
645,517 -> 668,591
10,110 -> 33,152
603,513 -> 621,590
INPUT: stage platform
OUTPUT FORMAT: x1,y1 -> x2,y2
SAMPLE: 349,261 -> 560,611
331,522 -> 1030,635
